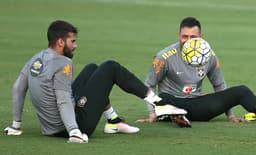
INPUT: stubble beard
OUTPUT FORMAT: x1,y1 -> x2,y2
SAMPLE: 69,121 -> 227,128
63,45 -> 74,59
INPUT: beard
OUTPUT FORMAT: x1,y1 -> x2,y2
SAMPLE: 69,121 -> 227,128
63,45 -> 74,59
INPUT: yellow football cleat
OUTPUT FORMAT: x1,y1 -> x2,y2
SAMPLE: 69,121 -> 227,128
244,113 -> 256,121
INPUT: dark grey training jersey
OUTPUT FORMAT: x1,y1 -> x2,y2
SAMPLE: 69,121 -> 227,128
145,42 -> 227,112
12,48 -> 78,135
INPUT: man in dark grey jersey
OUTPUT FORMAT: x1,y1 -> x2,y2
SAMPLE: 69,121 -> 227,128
4,20 -> 186,143
138,17 -> 256,123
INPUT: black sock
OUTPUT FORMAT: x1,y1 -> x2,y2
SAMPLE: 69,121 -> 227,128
107,117 -> 123,123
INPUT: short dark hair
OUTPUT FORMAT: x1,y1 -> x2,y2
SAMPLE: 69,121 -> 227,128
179,17 -> 201,32
47,20 -> 78,47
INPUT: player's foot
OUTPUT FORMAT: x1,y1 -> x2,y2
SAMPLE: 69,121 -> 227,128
170,115 -> 192,128
244,112 -> 256,121
104,122 -> 140,134
155,104 -> 187,117
4,126 -> 23,135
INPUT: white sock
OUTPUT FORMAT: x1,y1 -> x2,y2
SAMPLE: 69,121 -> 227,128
144,90 -> 162,106
103,106 -> 118,120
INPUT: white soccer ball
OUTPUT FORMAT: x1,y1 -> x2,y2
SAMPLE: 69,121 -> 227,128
181,38 -> 212,67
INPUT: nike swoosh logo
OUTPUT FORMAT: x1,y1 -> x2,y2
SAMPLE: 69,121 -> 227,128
176,72 -> 184,75
111,128 -> 118,131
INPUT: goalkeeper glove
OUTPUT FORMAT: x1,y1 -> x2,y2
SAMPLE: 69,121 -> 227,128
4,120 -> 23,135
68,129 -> 88,143
144,90 -> 175,106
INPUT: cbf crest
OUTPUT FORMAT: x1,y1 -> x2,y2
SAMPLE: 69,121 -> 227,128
30,58 -> 43,77
77,96 -> 87,108
197,66 -> 205,78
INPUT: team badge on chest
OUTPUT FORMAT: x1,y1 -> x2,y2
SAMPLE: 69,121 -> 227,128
197,67 -> 205,78
77,96 -> 87,108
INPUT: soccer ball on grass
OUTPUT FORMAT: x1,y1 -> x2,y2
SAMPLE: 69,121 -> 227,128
181,38 -> 212,67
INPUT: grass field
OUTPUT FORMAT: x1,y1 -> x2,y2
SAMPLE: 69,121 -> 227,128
1,0 -> 256,154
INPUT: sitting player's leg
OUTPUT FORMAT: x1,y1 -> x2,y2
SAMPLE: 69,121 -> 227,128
73,63 -> 140,134
73,61 -> 150,136
171,85 -> 256,121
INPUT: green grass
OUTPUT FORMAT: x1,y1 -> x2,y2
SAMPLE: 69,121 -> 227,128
1,0 -> 256,154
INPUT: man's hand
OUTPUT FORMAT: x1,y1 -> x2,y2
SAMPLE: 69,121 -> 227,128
68,129 -> 88,143
136,112 -> 157,123
228,115 -> 248,123
4,121 -> 23,135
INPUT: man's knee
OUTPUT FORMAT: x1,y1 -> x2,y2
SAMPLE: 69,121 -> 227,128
102,60 -> 119,66
237,85 -> 250,92
100,60 -> 120,71
235,85 -> 253,96
82,63 -> 98,71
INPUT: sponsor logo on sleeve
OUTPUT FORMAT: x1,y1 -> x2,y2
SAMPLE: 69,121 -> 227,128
30,58 -> 43,77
